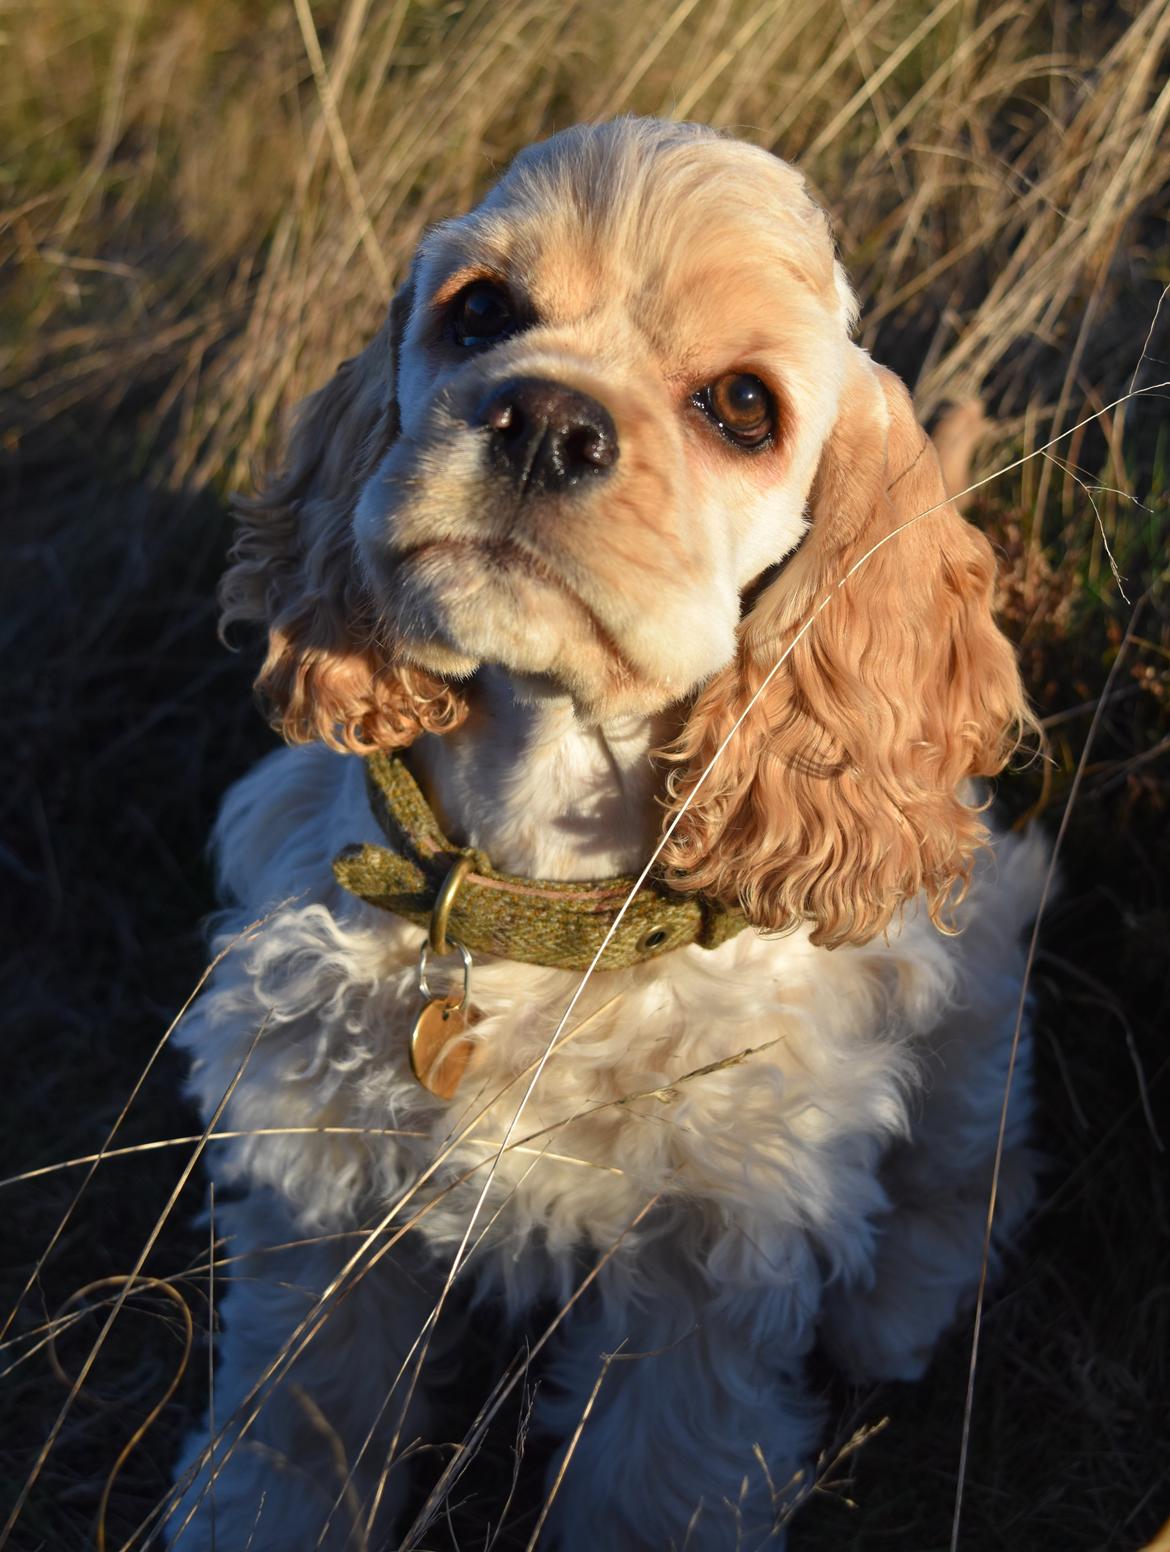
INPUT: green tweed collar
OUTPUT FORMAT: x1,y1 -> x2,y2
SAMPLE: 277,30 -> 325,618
332,751 -> 749,972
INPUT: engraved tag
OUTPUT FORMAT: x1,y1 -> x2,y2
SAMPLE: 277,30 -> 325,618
409,998 -> 476,1100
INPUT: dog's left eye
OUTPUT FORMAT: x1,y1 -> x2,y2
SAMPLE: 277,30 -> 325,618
452,281 -> 516,349
694,373 -> 775,450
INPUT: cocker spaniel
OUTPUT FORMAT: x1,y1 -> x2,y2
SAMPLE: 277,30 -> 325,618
170,117 -> 1043,1551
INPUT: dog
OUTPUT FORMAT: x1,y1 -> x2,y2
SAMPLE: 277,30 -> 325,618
169,117 -> 1043,1551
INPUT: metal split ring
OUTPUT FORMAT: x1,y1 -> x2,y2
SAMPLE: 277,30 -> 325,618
416,938 -> 473,1012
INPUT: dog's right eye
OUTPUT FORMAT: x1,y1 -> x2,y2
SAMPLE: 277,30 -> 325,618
452,282 -> 516,349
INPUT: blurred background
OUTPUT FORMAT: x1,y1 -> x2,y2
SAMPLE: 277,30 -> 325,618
2,1 -> 1168,1546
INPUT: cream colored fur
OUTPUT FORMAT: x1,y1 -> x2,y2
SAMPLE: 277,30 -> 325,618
171,118 -> 1043,1551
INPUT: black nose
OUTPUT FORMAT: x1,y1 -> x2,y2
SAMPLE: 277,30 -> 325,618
478,377 -> 618,493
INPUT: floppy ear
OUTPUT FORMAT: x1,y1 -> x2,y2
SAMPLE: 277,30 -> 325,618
661,347 -> 1033,948
219,278 -> 467,751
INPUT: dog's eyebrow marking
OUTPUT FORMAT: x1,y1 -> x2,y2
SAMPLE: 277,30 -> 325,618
429,265 -> 511,309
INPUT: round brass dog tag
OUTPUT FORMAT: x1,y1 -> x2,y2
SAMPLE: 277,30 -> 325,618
409,999 -> 476,1100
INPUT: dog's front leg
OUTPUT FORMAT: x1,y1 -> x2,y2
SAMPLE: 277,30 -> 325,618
819,842 -> 1043,1383
168,1188 -> 448,1552
535,1254 -> 823,1552
818,1040 -> 1035,1384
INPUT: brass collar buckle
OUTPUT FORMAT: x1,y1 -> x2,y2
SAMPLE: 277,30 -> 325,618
428,852 -> 475,955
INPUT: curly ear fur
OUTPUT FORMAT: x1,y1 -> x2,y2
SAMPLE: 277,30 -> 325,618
219,281 -> 467,752
661,349 -> 1034,948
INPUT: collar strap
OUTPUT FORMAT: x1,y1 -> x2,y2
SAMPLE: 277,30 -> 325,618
332,751 -> 749,972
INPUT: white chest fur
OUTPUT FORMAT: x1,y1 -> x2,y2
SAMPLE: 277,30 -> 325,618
183,706 -> 995,1310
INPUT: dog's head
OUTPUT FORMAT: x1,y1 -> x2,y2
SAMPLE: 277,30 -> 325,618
224,117 -> 1030,945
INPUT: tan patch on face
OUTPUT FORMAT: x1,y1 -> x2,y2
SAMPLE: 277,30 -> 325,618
522,227 -> 615,326
430,263 -> 508,309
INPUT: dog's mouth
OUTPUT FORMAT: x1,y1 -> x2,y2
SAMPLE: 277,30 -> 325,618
396,536 -> 562,590
384,535 -> 639,688
394,536 -> 605,630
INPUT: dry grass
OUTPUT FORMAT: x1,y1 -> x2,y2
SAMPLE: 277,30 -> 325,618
2,0 -> 1169,1547
7,0 -> 1170,486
